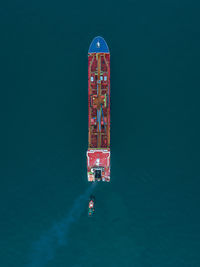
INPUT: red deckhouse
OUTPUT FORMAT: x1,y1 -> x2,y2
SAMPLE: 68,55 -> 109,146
87,36 -> 110,182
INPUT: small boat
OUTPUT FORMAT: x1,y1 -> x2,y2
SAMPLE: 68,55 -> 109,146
88,195 -> 95,216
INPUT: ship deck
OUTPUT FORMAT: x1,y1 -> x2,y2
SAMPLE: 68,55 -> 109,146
88,45 -> 110,149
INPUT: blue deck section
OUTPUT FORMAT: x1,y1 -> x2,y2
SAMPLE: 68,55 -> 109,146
88,36 -> 109,53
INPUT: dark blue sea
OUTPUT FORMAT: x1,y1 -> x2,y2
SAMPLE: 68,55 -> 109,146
1,0 -> 200,266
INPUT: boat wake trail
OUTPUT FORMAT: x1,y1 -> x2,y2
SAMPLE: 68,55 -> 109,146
28,183 -> 97,267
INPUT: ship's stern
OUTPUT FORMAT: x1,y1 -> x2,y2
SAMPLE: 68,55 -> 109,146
87,149 -> 110,182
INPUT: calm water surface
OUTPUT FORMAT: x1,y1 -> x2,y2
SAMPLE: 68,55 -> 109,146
1,0 -> 200,266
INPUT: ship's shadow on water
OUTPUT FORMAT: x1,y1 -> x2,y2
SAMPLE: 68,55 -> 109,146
28,183 -> 97,267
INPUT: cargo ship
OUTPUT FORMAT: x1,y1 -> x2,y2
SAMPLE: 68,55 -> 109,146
87,36 -> 110,182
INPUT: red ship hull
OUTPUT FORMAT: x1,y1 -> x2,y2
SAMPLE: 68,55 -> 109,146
87,37 -> 110,182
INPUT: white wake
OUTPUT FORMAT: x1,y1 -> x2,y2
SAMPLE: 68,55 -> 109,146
28,183 -> 97,267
